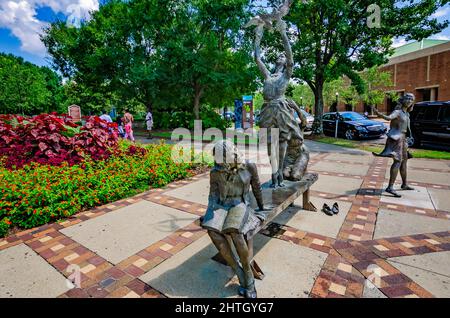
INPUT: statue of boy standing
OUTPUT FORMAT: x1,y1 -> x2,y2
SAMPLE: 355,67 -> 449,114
372,93 -> 416,198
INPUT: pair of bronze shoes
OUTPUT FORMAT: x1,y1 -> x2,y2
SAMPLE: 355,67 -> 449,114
322,203 -> 339,216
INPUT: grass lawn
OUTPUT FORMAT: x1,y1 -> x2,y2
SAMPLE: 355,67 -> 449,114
311,136 -> 450,160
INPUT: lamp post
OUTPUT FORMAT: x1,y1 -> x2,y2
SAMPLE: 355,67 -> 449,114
335,92 -> 340,139
300,96 -> 303,108
336,92 -> 339,111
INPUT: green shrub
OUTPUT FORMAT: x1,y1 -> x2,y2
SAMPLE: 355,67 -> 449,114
0,218 -> 10,237
0,142 -> 209,236
154,107 -> 230,131
194,106 -> 231,131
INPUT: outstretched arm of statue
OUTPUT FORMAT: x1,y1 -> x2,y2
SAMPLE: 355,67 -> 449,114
255,25 -> 270,80
287,99 -> 307,131
371,105 -> 399,121
248,163 -> 264,211
277,18 -> 294,79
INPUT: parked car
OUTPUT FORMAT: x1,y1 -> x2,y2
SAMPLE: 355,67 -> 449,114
410,101 -> 450,149
294,109 -> 314,131
322,111 -> 387,140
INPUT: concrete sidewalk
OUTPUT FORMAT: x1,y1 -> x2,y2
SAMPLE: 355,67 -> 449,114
1,140 -> 449,298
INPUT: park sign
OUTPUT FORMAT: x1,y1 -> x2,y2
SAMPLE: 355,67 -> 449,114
68,105 -> 81,123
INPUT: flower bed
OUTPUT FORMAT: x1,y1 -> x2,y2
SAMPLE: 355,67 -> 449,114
0,113 -> 118,169
0,141 -> 211,238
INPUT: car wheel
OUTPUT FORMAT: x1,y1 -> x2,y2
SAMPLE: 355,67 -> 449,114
345,129 -> 355,140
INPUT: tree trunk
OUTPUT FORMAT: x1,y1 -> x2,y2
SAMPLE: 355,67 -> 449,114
312,81 -> 325,135
193,84 -> 203,120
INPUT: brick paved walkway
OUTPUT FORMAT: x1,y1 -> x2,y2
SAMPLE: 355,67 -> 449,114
1,141 -> 449,298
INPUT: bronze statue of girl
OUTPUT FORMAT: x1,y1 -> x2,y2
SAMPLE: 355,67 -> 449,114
372,93 -> 416,198
251,12 -> 306,188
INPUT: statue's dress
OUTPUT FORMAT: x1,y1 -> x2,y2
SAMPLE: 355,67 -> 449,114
201,161 -> 265,236
373,109 -> 410,162
258,73 -> 302,142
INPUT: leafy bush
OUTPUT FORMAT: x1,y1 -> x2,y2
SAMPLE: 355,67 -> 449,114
0,218 -> 11,237
195,106 -> 231,131
153,111 -> 192,130
0,142 -> 209,235
0,113 -> 118,169
154,107 -> 230,131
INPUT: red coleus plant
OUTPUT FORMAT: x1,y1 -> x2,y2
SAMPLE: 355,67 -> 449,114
126,145 -> 148,157
0,113 -> 119,169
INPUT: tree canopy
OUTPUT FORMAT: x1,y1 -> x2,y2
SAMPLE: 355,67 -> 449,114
2,0 -> 449,128
42,0 -> 259,119
258,0 -> 449,133
0,53 -> 64,115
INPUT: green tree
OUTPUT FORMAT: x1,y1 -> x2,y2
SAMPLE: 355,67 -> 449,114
42,0 -> 258,120
360,66 -> 394,113
321,78 -> 360,111
0,53 -> 63,115
168,0 -> 258,119
39,66 -> 66,113
43,0 -> 141,114
291,83 -> 315,111
253,91 -> 264,111
283,0 -> 449,134
62,81 -> 117,115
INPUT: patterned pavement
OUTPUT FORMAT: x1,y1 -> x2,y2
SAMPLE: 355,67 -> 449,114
1,140 -> 449,298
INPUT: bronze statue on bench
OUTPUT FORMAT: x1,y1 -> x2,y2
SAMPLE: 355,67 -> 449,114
200,0 -> 318,299
201,140 -> 267,298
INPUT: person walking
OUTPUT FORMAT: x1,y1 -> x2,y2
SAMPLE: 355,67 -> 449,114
123,109 -> 135,142
99,110 -> 113,123
145,108 -> 154,139
116,115 -> 125,138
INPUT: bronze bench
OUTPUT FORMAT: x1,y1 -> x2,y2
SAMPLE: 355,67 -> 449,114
213,172 -> 319,279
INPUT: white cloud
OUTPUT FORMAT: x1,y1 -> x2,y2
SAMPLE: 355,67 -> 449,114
392,38 -> 409,48
432,7 -> 450,19
0,1 -> 47,56
430,34 -> 450,41
0,0 -> 99,56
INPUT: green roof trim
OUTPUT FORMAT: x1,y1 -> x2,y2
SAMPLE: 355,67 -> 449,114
391,39 -> 450,58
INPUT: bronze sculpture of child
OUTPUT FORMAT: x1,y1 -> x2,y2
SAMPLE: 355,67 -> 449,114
201,140 -> 266,298
372,93 -> 416,198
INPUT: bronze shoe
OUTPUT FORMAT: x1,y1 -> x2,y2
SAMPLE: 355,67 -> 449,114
332,202 -> 339,215
322,204 -> 334,216
239,283 -> 257,299
386,187 -> 401,198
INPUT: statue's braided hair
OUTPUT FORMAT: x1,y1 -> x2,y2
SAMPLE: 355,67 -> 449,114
212,140 -> 244,171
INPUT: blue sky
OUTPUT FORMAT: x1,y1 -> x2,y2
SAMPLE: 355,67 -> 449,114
0,0 -> 100,66
0,1 -> 449,67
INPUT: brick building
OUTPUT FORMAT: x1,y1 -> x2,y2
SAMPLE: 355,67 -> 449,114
353,39 -> 450,114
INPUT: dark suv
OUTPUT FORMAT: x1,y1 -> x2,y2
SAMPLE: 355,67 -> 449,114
410,101 -> 450,150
